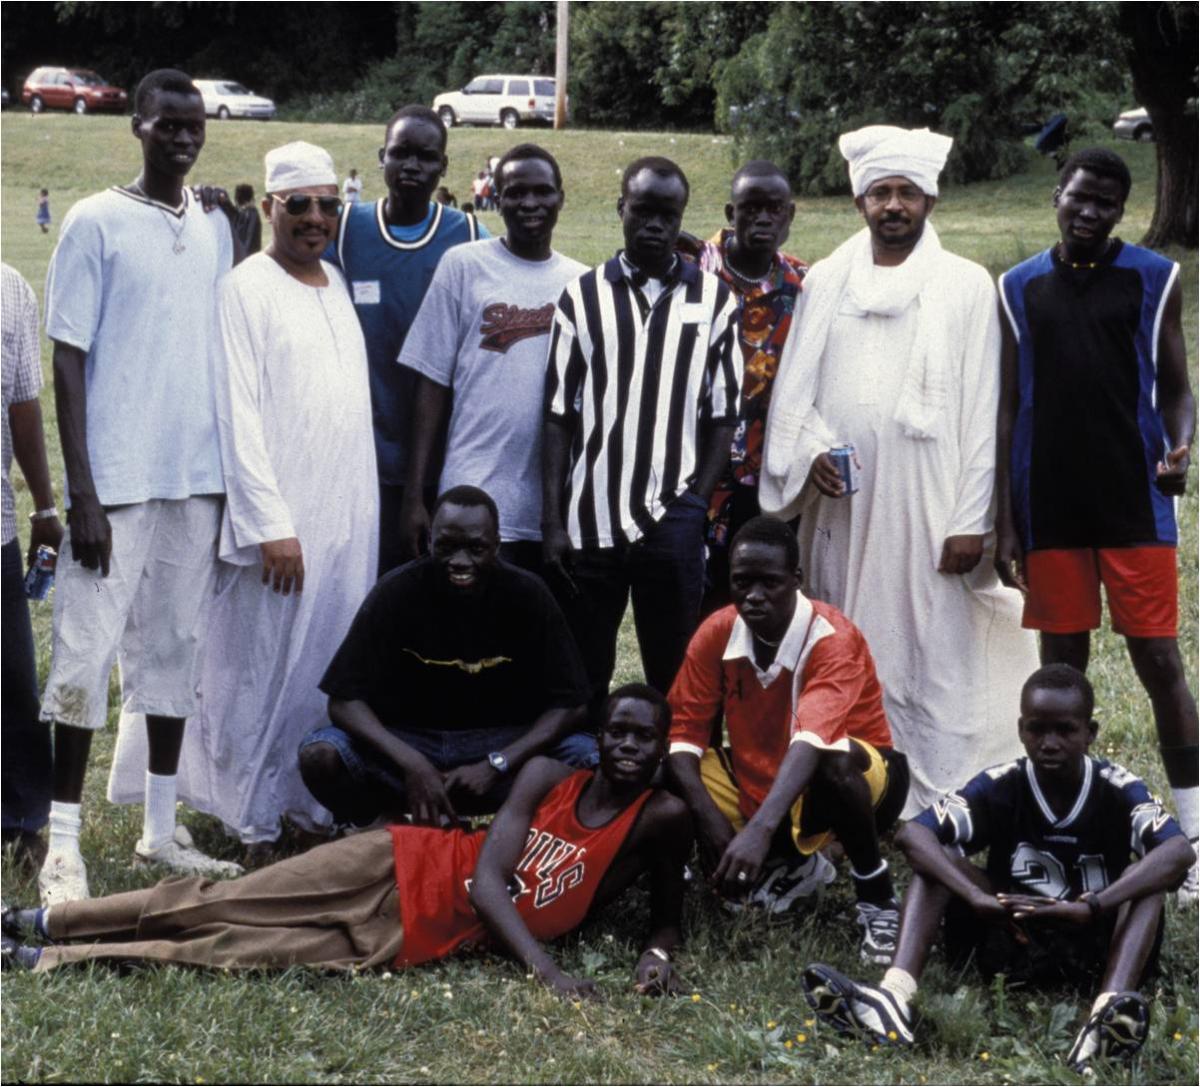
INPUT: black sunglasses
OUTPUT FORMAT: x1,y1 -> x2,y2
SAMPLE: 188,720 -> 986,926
271,194 -> 342,217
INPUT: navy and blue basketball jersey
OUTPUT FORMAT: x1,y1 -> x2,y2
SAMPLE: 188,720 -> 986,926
999,241 -> 1179,551
915,755 -> 1182,899
332,200 -> 485,484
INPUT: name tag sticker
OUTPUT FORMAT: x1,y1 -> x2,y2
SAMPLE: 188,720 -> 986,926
353,280 -> 381,305
679,303 -> 709,324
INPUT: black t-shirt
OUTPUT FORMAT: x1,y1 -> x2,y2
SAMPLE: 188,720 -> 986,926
319,557 -> 588,732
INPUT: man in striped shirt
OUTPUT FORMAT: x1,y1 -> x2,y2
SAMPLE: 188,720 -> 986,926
542,157 -> 740,710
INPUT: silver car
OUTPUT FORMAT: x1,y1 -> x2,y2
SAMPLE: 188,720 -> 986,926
1112,107 -> 1153,142
193,79 -> 276,120
433,75 -> 560,129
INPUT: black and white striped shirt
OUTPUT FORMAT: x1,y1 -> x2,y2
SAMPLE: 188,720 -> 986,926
545,253 -> 740,547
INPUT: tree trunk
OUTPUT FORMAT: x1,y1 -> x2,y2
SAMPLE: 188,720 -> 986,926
1119,1 -> 1198,249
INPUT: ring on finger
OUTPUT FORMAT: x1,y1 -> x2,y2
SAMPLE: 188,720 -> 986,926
736,870 -> 749,883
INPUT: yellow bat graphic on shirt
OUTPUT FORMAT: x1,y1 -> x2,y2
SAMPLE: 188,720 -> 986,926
402,648 -> 513,674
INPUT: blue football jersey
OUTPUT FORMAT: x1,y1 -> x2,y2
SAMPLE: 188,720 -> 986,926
915,756 -> 1182,898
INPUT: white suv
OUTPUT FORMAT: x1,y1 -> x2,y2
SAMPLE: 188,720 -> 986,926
193,79 -> 276,120
433,75 -> 560,130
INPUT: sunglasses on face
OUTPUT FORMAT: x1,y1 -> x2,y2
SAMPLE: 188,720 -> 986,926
271,194 -> 342,217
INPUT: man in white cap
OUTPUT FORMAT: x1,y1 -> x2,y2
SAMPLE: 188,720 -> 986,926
761,125 -> 1037,825
108,141 -> 378,850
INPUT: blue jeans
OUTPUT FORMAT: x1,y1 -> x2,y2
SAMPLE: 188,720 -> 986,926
2,538 -> 51,834
553,491 -> 708,706
300,722 -> 598,821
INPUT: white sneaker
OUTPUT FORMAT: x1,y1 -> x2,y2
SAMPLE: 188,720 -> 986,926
134,826 -> 243,878
751,851 -> 838,913
1177,853 -> 1198,908
38,848 -> 90,906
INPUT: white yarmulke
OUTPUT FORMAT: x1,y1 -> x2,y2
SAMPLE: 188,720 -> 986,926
838,125 -> 953,198
264,141 -> 337,193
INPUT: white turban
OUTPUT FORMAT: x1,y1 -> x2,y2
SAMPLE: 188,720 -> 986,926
264,141 -> 337,193
839,125 -> 953,198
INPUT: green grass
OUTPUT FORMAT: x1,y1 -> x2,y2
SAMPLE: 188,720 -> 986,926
2,114 -> 1197,1085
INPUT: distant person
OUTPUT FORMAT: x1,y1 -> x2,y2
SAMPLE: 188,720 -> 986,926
37,69 -> 242,905
342,167 -> 362,205
3,685 -> 692,1004
542,156 -> 739,708
689,160 -> 807,613
330,105 -> 487,575
35,189 -> 51,234
2,262 -> 63,867
462,200 -> 475,215
996,147 -> 1198,905
232,183 -> 262,254
399,144 -> 586,574
299,486 -> 597,828
434,185 -> 457,208
802,665 -> 1195,1075
761,124 -> 1037,817
110,142 -> 378,847
472,171 -> 487,209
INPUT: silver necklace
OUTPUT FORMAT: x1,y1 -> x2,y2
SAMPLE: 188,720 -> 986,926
130,182 -> 187,254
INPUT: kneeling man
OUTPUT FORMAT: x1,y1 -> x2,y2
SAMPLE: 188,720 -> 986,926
667,515 -> 908,963
300,485 -> 596,827
802,664 -> 1194,1074
3,686 -> 691,999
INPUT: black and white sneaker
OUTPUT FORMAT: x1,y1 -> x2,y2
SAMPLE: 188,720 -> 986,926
750,851 -> 837,914
1066,991 -> 1150,1073
855,899 -> 900,965
802,963 -> 914,1045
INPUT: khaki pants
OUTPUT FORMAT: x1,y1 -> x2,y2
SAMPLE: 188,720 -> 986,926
37,830 -> 403,972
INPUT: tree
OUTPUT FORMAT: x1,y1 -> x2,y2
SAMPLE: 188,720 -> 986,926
1119,2 -> 1198,248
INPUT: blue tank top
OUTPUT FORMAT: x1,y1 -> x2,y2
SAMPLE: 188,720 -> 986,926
333,200 -> 484,484
999,240 -> 1179,550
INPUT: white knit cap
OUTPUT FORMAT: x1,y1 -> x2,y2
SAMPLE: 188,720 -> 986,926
838,125 -> 953,198
264,141 -> 337,193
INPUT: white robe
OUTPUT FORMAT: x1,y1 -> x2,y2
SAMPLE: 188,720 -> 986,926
761,228 -> 1037,816
108,254 -> 379,841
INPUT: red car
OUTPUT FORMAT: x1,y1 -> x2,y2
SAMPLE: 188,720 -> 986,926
22,67 -> 128,115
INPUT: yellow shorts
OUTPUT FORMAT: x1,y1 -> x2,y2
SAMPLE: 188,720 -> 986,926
699,738 -> 888,854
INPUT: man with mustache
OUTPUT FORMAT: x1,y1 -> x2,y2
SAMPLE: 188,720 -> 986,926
761,125 -> 1037,819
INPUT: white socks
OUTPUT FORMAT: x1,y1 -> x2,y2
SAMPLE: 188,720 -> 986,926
1170,785 -> 1198,842
142,771 -> 178,850
880,966 -> 918,1009
47,801 -> 82,855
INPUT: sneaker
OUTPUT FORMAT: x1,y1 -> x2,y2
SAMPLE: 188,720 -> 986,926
135,826 -> 243,878
802,963 -> 914,1045
751,851 -> 837,914
37,848 -> 89,906
1,903 -> 41,942
1066,991 -> 1150,1072
1176,853 -> 1198,908
1,932 -> 41,971
855,898 -> 900,965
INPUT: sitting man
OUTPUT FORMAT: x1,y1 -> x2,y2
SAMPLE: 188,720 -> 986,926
3,685 -> 692,1000
802,664 -> 1194,1074
299,485 -> 596,827
667,515 -> 909,963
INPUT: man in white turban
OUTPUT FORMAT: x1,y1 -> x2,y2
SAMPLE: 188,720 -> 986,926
761,125 -> 1037,819
109,141 -> 379,848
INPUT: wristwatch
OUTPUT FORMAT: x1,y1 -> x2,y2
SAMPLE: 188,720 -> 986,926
487,751 -> 509,774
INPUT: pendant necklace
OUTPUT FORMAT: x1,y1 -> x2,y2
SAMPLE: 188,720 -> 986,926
131,181 -> 187,254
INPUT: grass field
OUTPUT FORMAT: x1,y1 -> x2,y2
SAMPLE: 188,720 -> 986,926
1,113 -> 1197,1085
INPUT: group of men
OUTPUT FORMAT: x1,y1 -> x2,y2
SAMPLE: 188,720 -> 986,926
2,67 -> 1196,1074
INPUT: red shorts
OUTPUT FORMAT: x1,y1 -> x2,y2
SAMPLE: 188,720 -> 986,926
1023,547 -> 1178,638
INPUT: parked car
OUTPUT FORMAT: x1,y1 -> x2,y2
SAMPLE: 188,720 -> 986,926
433,75 -> 560,129
192,79 -> 276,120
1,87 -> 10,110
22,66 -> 127,114
1113,106 -> 1154,142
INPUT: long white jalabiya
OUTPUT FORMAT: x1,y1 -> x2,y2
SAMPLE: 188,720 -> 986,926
760,225 -> 1037,815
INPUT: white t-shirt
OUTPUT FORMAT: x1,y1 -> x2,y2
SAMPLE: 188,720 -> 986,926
343,176 -> 363,204
399,237 -> 586,541
44,186 -> 232,506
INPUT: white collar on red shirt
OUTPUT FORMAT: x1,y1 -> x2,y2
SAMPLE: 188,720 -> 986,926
722,591 -> 836,690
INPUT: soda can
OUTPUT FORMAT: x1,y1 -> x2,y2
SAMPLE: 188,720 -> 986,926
829,443 -> 860,496
24,544 -> 56,601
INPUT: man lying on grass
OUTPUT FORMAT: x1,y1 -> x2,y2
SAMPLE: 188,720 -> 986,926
2,685 -> 692,1000
802,663 -> 1195,1074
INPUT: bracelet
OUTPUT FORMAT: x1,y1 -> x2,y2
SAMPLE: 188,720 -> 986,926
30,506 -> 58,522
640,946 -> 670,963
1080,892 -> 1104,921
